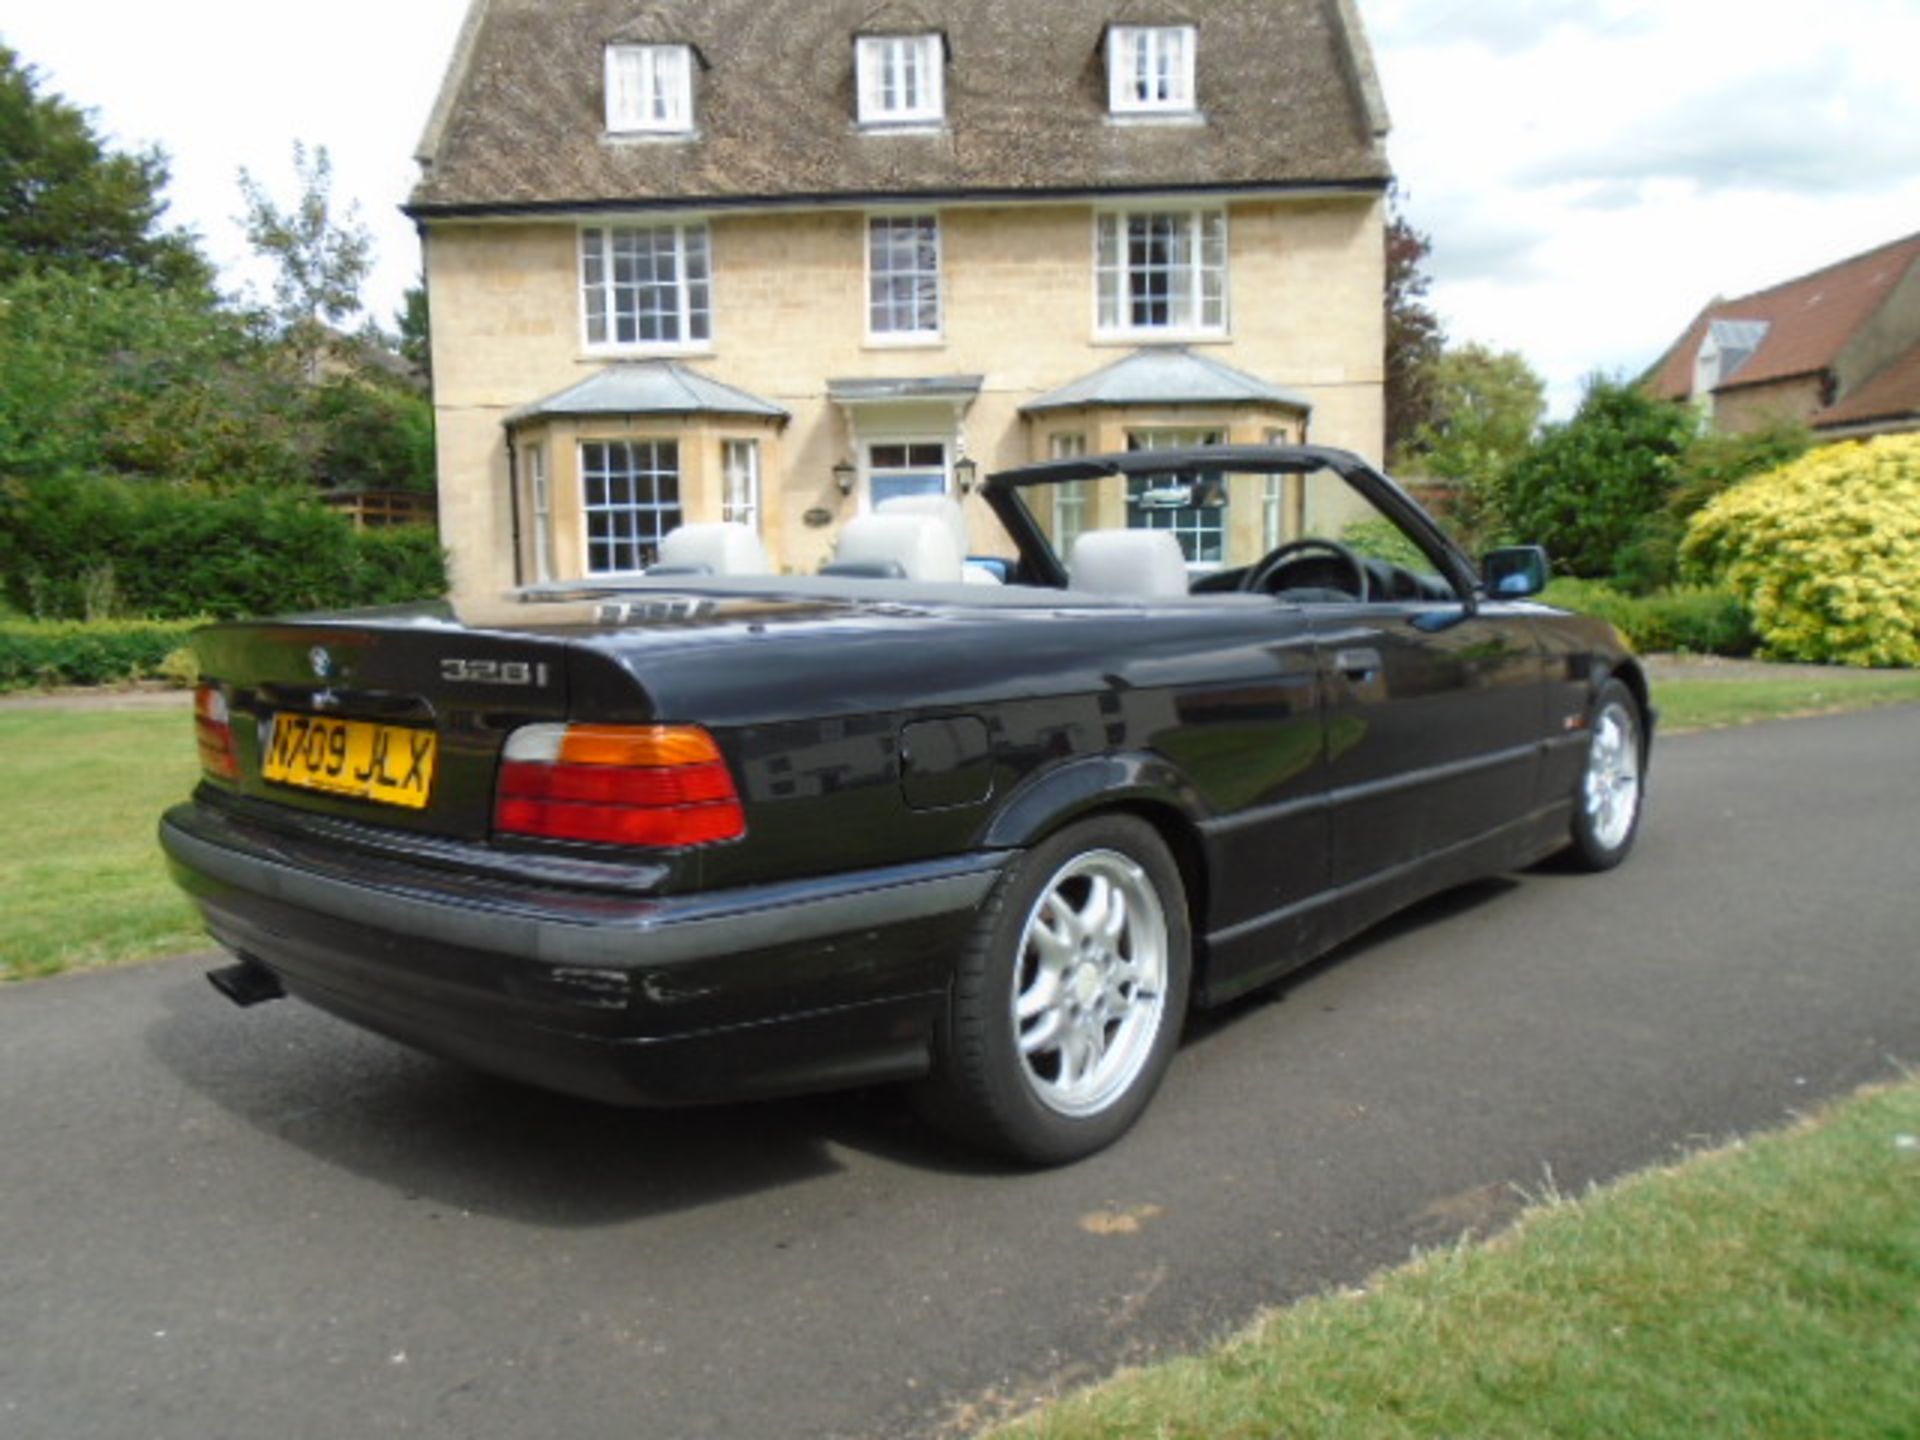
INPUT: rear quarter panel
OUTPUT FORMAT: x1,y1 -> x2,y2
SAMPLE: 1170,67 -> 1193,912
612,603 -> 1326,906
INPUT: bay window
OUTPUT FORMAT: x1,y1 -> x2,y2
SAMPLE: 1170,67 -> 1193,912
581,440 -> 682,574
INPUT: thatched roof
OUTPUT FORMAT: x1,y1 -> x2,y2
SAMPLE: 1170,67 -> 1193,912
410,0 -> 1391,215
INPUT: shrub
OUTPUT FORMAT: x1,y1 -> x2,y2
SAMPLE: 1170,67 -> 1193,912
1668,417 -> 1813,519
1342,517 -> 1432,571
1542,578 -> 1756,656
1610,419 -> 1818,596
351,524 -> 450,606
0,473 -> 447,620
0,618 -> 205,689
1498,378 -> 1696,579
1682,435 -> 1920,667
156,645 -> 199,687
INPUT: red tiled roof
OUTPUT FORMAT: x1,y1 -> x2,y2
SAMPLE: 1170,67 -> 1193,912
1649,231 -> 1920,400
1815,339 -> 1920,429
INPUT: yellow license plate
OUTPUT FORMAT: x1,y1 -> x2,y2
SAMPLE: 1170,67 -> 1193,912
262,713 -> 437,809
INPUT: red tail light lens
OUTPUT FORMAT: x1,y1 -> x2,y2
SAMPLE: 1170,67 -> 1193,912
194,683 -> 240,781
494,724 -> 746,848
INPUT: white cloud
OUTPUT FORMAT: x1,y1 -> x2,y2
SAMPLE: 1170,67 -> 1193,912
1369,0 -> 1656,56
1368,0 -> 1920,414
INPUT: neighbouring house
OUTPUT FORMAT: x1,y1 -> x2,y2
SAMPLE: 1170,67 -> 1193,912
1648,231 -> 1920,442
408,0 -> 1393,596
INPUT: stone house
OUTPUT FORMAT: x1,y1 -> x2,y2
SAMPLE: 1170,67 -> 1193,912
408,0 -> 1394,597
1648,231 -> 1920,442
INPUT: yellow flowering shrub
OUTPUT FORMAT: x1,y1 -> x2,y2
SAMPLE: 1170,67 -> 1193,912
1681,434 -> 1920,667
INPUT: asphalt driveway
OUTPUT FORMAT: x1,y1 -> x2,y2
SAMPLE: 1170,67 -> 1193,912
3,705 -> 1918,1438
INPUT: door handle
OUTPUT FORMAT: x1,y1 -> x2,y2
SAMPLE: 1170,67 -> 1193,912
1333,647 -> 1382,681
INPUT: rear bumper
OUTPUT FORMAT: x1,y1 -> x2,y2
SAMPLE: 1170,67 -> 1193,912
160,801 -> 1008,1106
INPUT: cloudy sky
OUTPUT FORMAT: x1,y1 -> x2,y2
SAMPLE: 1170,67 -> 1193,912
6,0 -> 1917,416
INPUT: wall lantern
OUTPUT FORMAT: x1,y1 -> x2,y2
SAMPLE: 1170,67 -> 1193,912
832,459 -> 857,496
953,457 -> 978,495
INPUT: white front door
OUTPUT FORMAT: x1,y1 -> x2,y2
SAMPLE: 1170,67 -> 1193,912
865,440 -> 949,510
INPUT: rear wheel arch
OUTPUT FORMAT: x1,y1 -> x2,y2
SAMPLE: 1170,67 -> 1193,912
980,761 -> 1212,963
980,754 -> 1207,852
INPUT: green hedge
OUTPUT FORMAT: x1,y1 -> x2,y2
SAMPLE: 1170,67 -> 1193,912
0,474 -> 447,621
0,619 -> 204,690
1543,578 -> 1756,656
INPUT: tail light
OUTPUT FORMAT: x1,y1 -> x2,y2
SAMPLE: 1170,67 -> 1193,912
494,724 -> 746,848
194,683 -> 240,781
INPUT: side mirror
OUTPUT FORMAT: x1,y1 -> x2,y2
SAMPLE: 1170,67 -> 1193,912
1483,545 -> 1550,598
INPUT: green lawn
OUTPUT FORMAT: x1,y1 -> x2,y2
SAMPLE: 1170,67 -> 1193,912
1655,669 -> 1920,732
1003,1075 -> 1920,1439
0,709 -> 205,980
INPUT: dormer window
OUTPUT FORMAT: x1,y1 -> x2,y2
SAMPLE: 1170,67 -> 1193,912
1692,334 -> 1722,398
1695,318 -> 1769,397
606,44 -> 694,135
856,34 -> 944,126
1108,25 -> 1197,115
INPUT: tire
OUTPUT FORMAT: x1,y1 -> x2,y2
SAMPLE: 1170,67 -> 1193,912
917,814 -> 1192,1166
1565,678 -> 1646,871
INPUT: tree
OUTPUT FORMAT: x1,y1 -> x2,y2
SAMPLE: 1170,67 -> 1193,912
1610,414 -> 1814,595
395,281 -> 431,384
1413,345 -> 1546,485
308,376 -> 436,494
0,266 -> 308,490
237,140 -> 373,372
1384,196 -> 1445,462
1498,377 -> 1696,579
1668,417 -> 1812,519
1406,343 -> 1546,549
0,44 -> 210,289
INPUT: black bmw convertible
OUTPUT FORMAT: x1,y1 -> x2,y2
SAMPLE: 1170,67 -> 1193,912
161,445 -> 1649,1164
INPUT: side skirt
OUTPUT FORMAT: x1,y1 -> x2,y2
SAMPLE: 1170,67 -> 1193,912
1194,800 -> 1574,1008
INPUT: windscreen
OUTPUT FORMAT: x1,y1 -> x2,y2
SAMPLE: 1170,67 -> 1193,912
1018,461 -> 1455,592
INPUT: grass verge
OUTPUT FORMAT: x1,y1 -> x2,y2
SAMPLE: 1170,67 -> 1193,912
1002,1075 -> 1920,1440
0,709 -> 204,980
1655,669 -> 1920,732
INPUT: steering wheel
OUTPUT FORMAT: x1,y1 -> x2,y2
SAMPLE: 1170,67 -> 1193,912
1240,538 -> 1372,600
